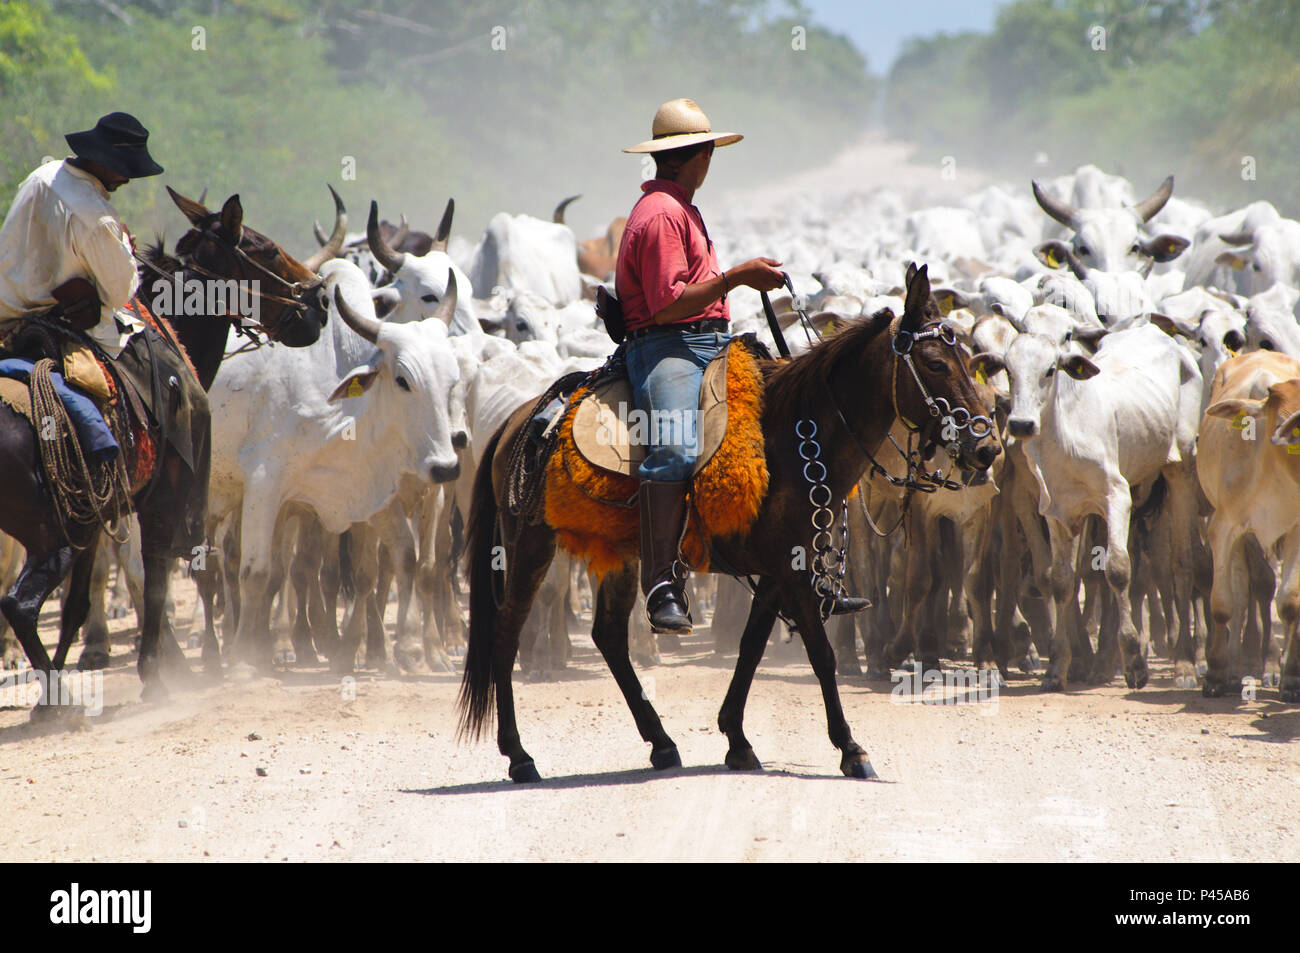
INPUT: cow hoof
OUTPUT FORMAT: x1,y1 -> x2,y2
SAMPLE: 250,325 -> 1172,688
76,648 -> 110,671
1041,672 -> 1067,693
841,754 -> 879,780
1262,670 -> 1280,689
423,646 -> 455,674
1280,679 -> 1300,703
293,647 -> 320,667
725,747 -> 762,771
394,643 -> 423,674
650,746 -> 681,770
865,666 -> 891,681
1124,661 -> 1149,690
329,658 -> 355,676
1195,660 -> 1208,677
510,760 -> 541,783
1201,676 -> 1230,698
1174,674 -> 1199,690
1019,654 -> 1042,674
272,647 -> 296,668
108,604 -> 129,620
837,653 -> 863,677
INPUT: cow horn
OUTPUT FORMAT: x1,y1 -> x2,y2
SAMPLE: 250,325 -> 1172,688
1131,174 -> 1174,222
312,220 -> 329,246
1031,180 -> 1079,230
432,198 -> 454,252
553,194 -> 581,224
368,200 -> 406,274
388,214 -> 410,251
1219,229 -> 1254,246
303,185 -> 348,272
433,269 -> 458,323
334,285 -> 382,344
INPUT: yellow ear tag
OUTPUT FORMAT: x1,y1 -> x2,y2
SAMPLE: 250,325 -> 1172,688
347,377 -> 365,398
938,297 -> 954,315
975,367 -> 988,386
1290,428 -> 1300,454
1228,348 -> 1239,357
1232,411 -> 1248,430
1046,250 -> 1061,268
1230,258 -> 1245,271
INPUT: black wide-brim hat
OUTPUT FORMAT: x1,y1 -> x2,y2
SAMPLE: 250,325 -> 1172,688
65,112 -> 163,179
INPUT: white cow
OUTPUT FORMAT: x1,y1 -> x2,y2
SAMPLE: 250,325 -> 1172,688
206,259 -> 465,671
467,207 -> 583,307
1215,218 -> 1300,297
972,324 -> 1203,691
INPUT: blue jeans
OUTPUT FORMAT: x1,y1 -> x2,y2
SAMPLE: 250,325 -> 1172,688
0,357 -> 118,461
624,330 -> 730,482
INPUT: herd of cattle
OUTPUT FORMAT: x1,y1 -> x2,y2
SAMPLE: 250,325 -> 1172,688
3,161 -> 1300,707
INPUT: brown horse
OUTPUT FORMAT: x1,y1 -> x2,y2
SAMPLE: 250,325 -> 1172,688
457,263 -> 1001,781
0,187 -> 339,708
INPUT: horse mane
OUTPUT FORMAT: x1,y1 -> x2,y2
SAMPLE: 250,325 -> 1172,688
761,308 -> 895,419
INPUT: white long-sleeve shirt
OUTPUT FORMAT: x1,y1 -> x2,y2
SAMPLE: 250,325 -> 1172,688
0,158 -> 144,357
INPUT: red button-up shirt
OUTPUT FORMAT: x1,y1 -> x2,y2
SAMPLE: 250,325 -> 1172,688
614,178 -> 729,334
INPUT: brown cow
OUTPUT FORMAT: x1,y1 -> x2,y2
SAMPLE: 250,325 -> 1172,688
553,195 -> 626,281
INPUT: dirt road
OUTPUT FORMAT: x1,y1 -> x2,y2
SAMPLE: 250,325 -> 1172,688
0,573 -> 1295,863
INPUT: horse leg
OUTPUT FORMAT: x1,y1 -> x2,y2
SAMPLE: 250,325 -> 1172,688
590,568 -> 680,769
2,545 -> 76,680
52,533 -> 101,672
780,578 -> 877,779
717,576 -> 779,770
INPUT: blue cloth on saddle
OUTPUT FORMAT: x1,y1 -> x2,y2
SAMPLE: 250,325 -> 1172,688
0,358 -> 119,461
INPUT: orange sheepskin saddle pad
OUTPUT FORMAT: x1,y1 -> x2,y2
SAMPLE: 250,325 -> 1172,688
543,338 -> 770,577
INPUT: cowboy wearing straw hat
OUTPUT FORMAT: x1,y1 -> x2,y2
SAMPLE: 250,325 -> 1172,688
616,98 -> 786,634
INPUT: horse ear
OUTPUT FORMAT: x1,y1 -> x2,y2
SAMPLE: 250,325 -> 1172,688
219,194 -> 244,244
905,261 -> 919,286
902,263 -> 930,332
167,186 -> 209,226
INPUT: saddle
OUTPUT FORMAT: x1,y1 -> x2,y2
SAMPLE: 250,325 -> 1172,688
541,335 -> 772,577
569,344 -> 730,478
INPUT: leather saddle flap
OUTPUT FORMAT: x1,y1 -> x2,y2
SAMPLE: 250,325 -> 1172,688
572,343 -> 730,478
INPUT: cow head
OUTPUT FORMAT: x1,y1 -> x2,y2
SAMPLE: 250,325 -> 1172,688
1215,221 -> 1300,297
366,199 -> 476,336
327,266 -> 466,484
1032,175 -> 1189,276
971,333 -> 1099,440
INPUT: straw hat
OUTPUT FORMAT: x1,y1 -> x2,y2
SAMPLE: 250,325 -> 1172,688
622,98 -> 743,154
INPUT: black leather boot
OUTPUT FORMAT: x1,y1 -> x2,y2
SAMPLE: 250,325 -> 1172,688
829,593 -> 873,614
639,479 -> 692,634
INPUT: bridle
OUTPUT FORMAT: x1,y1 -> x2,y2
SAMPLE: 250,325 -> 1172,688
134,223 -> 324,347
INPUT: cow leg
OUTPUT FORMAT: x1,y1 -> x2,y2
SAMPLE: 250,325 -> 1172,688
718,576 -> 779,770
76,537 -> 113,670
1274,531 -> 1300,703
1246,539 -> 1278,688
590,568 -> 679,769
288,516 -> 323,666
391,519 -> 421,673
265,516 -> 296,668
194,554 -> 223,676
1101,487 -> 1145,688
314,532 -> 343,662
1203,519 -> 1247,698
887,508 -> 934,671
1041,520 -> 1078,692
229,498 -> 278,671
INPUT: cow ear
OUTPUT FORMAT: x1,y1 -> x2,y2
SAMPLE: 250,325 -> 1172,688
328,367 -> 380,402
1069,326 -> 1108,350
1059,354 -> 1100,380
932,287 -> 967,315
371,287 -> 401,319
968,351 -> 1005,379
1271,409 -> 1300,446
1215,249 -> 1252,272
1148,312 -> 1188,338
1142,234 -> 1189,263
478,314 -> 506,335
1206,397 -> 1264,420
1035,241 -> 1072,271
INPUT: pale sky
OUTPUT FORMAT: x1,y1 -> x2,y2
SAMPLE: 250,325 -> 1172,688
800,0 -> 1006,72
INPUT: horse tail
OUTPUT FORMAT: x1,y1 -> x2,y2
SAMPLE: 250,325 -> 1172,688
457,422 -> 508,742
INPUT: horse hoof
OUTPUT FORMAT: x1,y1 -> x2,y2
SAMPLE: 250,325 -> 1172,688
725,748 -> 762,771
841,755 -> 879,780
76,649 -> 110,672
30,703 -> 84,725
510,761 -> 541,783
650,746 -> 681,770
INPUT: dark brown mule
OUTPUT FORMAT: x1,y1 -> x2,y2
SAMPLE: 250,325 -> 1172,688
0,188 -> 337,707
457,263 -> 1001,781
